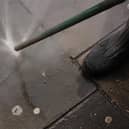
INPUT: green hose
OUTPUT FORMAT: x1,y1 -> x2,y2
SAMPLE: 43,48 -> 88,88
15,0 -> 126,51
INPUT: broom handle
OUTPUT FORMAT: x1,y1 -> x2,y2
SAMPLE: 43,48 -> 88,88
15,0 -> 126,51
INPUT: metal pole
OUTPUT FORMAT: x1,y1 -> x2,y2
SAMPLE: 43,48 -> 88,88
15,0 -> 126,51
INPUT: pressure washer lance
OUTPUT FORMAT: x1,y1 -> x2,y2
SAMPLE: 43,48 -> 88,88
15,0 -> 126,51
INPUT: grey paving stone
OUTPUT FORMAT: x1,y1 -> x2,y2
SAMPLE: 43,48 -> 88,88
49,92 -> 129,129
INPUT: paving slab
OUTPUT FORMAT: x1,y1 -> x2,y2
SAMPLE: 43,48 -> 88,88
77,21 -> 129,117
95,59 -> 129,117
49,92 -> 129,129
0,30 -> 96,129
0,0 -> 96,127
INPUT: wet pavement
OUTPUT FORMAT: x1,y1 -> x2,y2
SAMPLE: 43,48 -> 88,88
0,0 -> 129,129
49,92 -> 129,129
0,17 -> 96,128
78,17 -> 129,118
